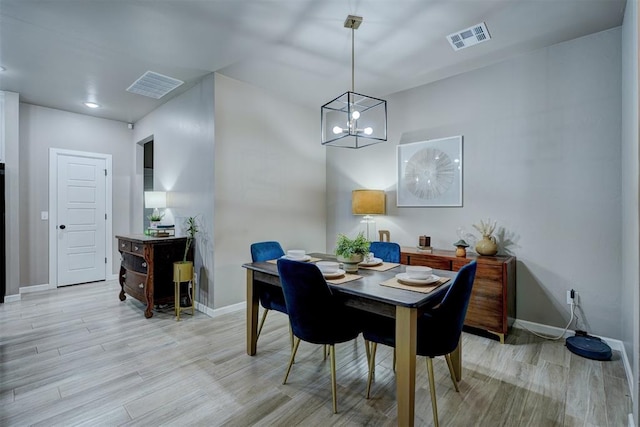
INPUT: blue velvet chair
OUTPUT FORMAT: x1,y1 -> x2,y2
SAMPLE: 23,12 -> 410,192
277,258 -> 363,413
369,241 -> 401,263
362,261 -> 477,427
250,241 -> 287,340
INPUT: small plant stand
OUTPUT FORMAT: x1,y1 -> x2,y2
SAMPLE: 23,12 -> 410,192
173,261 -> 195,321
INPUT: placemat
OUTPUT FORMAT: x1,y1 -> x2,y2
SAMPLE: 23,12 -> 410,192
380,276 -> 450,294
266,256 -> 323,264
326,273 -> 362,285
358,262 -> 400,272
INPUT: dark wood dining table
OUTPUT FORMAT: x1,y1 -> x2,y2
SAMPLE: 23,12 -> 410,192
242,253 -> 459,427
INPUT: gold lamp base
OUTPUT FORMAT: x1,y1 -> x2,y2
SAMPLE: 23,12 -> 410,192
173,261 -> 195,321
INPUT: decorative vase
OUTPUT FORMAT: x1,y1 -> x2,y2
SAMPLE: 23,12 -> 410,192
475,235 -> 498,256
337,254 -> 364,273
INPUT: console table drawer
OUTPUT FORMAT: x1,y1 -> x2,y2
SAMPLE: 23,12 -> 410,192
122,252 -> 147,273
118,239 -> 131,252
123,270 -> 147,301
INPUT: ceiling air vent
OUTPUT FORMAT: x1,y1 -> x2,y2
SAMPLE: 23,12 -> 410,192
126,71 -> 184,99
447,22 -> 491,51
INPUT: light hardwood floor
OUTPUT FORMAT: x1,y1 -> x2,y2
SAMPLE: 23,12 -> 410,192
0,280 -> 630,426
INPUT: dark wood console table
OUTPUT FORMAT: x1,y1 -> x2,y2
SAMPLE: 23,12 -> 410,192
116,234 -> 188,318
401,247 -> 516,342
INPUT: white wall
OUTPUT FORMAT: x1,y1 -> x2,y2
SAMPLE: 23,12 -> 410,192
327,28 -> 623,339
132,74 -> 215,307
213,74 -> 325,308
621,0 -> 639,420
18,104 -> 133,288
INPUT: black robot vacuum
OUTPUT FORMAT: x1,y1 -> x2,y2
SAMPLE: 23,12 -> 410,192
566,334 -> 612,361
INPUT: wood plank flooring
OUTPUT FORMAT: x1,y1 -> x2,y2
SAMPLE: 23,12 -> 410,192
0,280 -> 631,426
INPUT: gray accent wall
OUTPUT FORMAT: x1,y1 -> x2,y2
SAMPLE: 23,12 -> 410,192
3,91 -> 19,298
18,104 -> 133,288
132,74 -> 215,308
327,28 -> 623,339
213,74 -> 325,308
621,0 -> 639,420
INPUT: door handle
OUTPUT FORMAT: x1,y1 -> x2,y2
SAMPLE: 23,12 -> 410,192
59,225 -> 66,230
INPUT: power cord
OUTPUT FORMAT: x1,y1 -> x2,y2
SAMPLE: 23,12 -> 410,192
518,300 -> 576,341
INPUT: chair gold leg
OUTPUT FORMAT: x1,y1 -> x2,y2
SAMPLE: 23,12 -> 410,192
257,309 -> 269,340
329,344 -> 338,414
364,337 -> 370,365
426,357 -> 439,427
393,348 -> 396,372
283,337 -> 301,385
289,326 -> 296,363
366,342 -> 377,399
445,353 -> 460,392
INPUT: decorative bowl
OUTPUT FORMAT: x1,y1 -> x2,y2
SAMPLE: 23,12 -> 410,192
287,249 -> 306,259
316,261 -> 339,274
405,265 -> 433,279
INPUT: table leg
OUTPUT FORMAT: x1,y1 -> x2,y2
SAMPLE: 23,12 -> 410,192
396,306 -> 417,427
246,270 -> 259,356
449,336 -> 462,382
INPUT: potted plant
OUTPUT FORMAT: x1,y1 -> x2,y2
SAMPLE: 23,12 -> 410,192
173,216 -> 198,316
147,211 -> 164,228
335,232 -> 370,273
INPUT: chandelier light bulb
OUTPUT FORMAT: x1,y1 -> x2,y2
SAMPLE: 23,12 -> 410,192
364,127 -> 373,135
332,126 -> 343,134
351,111 -> 360,120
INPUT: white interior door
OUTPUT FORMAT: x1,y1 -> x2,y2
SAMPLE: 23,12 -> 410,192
56,154 -> 107,286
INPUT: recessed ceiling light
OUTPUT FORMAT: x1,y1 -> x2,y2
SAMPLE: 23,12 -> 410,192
84,102 -> 100,109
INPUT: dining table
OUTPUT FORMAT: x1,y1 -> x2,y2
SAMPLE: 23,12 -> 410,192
242,253 -> 460,427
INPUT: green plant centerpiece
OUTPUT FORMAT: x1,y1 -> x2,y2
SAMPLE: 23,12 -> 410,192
335,232 -> 370,273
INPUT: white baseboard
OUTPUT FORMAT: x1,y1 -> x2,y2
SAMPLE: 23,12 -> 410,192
20,283 -> 56,293
196,301 -> 245,318
4,293 -> 20,302
513,318 -> 632,409
107,273 -> 117,281
629,413 -> 634,427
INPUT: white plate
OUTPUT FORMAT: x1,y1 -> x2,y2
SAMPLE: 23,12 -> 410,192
359,257 -> 383,267
282,255 -> 311,262
395,273 -> 440,286
323,269 -> 345,279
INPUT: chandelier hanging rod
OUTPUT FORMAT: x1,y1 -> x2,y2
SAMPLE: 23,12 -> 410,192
344,15 -> 362,92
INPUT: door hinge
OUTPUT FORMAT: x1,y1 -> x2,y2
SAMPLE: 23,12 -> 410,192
104,169 -> 107,176
105,213 -> 107,220
105,257 -> 107,264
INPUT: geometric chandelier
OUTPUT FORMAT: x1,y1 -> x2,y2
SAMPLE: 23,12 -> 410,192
321,15 -> 387,149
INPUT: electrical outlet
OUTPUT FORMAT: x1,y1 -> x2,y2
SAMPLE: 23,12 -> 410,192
566,290 -> 572,304
566,289 -> 578,305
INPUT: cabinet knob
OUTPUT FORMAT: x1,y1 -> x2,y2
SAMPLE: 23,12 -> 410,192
134,246 -> 139,251
121,243 -> 126,247
138,283 -> 144,289
141,262 -> 147,268
121,273 -> 126,279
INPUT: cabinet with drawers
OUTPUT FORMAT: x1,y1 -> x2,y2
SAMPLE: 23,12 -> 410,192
401,247 -> 516,342
116,234 -> 189,318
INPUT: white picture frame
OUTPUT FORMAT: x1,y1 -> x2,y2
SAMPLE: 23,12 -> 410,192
397,136 -> 463,207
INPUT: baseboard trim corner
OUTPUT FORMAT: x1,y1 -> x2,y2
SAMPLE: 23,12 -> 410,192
4,293 -> 20,303
195,301 -> 245,318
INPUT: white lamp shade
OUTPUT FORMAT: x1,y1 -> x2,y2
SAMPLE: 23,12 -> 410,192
144,191 -> 167,209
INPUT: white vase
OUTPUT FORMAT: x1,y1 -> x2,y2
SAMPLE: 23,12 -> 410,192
337,254 -> 364,273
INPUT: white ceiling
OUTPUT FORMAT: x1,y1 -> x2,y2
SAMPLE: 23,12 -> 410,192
0,0 -> 627,123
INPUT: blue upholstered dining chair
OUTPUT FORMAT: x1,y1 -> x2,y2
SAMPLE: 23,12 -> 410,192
362,261 -> 477,427
369,241 -> 401,263
276,258 -> 364,414
250,241 -> 287,341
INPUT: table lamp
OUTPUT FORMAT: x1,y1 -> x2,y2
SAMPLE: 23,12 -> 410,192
352,189 -> 386,241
